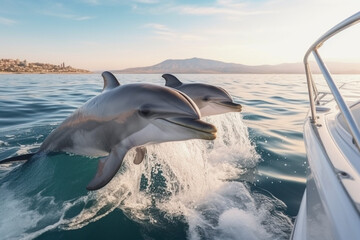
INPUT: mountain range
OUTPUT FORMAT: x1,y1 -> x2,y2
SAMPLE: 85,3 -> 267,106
113,57 -> 360,74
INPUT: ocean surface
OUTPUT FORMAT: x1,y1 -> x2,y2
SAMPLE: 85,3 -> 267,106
0,73 -> 356,240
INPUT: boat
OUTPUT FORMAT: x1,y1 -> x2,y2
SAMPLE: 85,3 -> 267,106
291,12 -> 360,239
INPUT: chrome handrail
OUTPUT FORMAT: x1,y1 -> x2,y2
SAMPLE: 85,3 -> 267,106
304,11 -> 360,151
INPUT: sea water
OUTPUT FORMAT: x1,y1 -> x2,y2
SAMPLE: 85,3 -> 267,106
0,74 -> 359,240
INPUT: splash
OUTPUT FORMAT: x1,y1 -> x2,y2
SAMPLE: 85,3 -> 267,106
0,140 -> 9,146
0,113 -> 292,239
15,143 -> 40,155
66,113 -> 291,239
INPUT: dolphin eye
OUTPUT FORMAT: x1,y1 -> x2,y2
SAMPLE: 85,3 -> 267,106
139,105 -> 152,117
139,108 -> 151,117
203,96 -> 210,101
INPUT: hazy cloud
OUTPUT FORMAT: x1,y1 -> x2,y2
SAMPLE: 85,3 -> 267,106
42,11 -> 94,21
80,0 -> 159,5
166,0 -> 272,17
0,16 -> 16,25
144,23 -> 169,31
144,23 -> 174,39
144,23 -> 204,41
176,6 -> 266,16
134,0 -> 159,4
39,1 -> 95,21
81,0 -> 100,5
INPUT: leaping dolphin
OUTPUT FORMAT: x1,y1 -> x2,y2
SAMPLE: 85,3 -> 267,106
0,72 -> 217,191
162,74 -> 242,117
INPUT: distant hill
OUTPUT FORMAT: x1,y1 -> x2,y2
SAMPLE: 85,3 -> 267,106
114,57 -> 360,74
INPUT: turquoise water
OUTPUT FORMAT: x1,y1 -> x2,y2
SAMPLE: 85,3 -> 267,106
0,73 -> 328,239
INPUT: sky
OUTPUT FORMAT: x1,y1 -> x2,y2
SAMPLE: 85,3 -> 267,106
1,0 -> 360,70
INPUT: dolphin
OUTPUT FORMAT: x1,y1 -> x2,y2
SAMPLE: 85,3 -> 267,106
0,71 -> 217,190
161,74 -> 242,117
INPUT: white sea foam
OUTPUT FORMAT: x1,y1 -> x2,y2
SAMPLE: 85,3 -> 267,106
5,135 -> 15,139
15,143 -> 40,155
0,187 -> 41,240
0,140 -> 9,146
0,113 -> 292,239
216,208 -> 270,240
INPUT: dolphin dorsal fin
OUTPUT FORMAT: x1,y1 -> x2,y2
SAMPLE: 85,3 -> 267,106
102,71 -> 120,92
162,74 -> 182,88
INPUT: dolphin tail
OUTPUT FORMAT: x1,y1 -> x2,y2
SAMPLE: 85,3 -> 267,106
86,146 -> 128,191
0,153 -> 37,164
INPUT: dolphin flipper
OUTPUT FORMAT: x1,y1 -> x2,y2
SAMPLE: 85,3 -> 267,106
102,71 -> 120,92
133,147 -> 147,165
86,146 -> 128,190
162,74 -> 183,88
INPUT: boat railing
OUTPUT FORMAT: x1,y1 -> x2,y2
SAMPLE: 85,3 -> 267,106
304,11 -> 360,151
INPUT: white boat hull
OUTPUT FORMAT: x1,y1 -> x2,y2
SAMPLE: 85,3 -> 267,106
293,108 -> 360,239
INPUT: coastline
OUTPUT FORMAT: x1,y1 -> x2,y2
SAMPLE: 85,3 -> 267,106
0,71 -> 93,74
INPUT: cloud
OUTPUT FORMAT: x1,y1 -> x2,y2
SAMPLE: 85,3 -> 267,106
0,16 -> 16,26
171,0 -> 272,17
74,16 -> 93,21
42,11 -> 94,21
144,23 -> 169,31
176,6 -> 268,16
133,0 -> 159,4
39,2 -> 95,21
80,0 -> 159,6
137,0 -> 360,66
144,23 -> 175,39
144,23 -> 204,41
81,0 -> 100,5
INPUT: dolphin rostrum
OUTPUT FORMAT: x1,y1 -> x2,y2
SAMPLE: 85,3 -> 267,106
162,74 -> 242,117
0,72 -> 217,190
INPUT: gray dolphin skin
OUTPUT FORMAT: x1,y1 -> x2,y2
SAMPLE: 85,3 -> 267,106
162,74 -> 242,117
1,72 -> 217,191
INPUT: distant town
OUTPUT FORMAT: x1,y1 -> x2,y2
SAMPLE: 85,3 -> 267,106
0,59 -> 91,73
